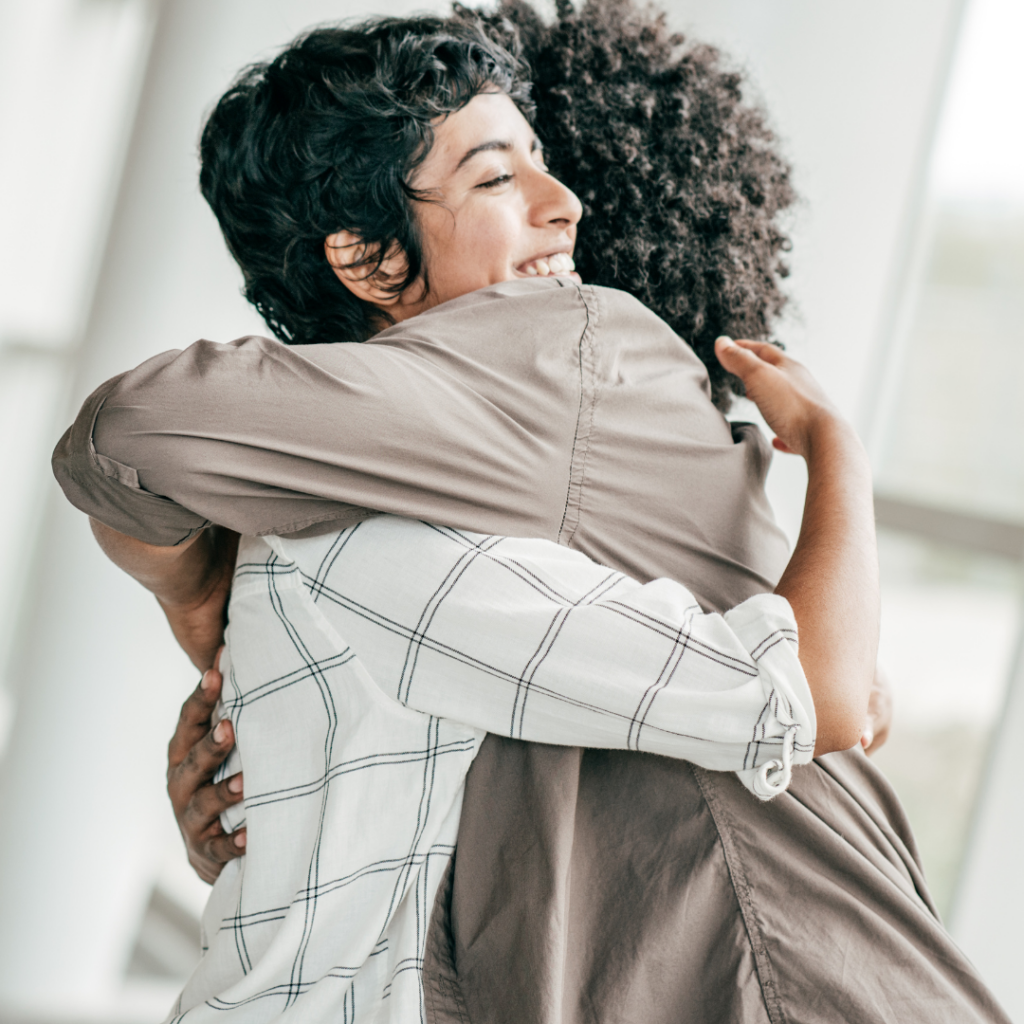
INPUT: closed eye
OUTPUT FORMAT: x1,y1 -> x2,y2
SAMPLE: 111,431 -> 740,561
476,174 -> 514,189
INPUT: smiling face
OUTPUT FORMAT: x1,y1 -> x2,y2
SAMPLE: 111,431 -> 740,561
410,89 -> 583,308
327,90 -> 583,322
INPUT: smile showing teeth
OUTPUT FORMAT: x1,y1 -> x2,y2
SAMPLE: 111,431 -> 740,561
521,252 -> 575,277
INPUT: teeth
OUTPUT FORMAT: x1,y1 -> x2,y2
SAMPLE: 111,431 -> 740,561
521,253 -> 576,277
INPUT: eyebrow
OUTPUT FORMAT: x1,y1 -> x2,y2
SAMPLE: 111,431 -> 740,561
455,139 -> 513,171
455,137 -> 543,172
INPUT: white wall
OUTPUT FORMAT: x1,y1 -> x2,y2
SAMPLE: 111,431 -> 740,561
670,0 -> 964,425
0,2 -> 439,1018
952,631 -> 1024,1022
0,0 -> 971,1017
0,0 -> 161,799
664,0 -> 965,539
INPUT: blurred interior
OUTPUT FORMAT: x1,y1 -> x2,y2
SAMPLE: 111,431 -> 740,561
0,0 -> 1021,1020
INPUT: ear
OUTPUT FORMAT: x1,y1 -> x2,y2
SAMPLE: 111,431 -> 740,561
325,230 -> 410,307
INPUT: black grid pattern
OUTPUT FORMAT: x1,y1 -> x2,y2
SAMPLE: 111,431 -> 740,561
170,518 -> 814,1022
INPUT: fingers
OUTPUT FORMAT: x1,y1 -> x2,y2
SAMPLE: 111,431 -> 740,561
182,771 -> 245,831
168,651 -> 225,769
732,338 -> 786,363
204,827 -> 248,867
714,337 -> 782,383
189,827 -> 247,885
167,716 -> 236,813
715,335 -> 785,369
167,645 -> 245,885
862,700 -> 892,756
179,770 -> 246,883
861,664 -> 894,756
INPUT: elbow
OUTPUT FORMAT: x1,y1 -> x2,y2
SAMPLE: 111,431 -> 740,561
805,651 -> 875,756
813,722 -> 863,757
812,699 -> 869,756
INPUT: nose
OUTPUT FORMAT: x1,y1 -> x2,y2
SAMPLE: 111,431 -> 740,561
528,166 -> 583,229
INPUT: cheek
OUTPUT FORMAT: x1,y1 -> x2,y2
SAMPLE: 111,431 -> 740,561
419,204 -> 522,301
447,209 -> 520,283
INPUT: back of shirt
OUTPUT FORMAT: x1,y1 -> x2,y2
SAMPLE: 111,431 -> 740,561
53,277 -> 789,610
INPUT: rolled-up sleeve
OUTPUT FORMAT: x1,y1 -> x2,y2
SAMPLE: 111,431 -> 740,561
52,365 -> 211,545
268,523 -> 816,800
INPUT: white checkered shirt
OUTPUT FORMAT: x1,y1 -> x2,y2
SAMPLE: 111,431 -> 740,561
169,517 -> 814,1023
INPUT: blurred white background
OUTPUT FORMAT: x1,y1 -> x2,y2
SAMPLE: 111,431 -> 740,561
0,0 -> 1021,1020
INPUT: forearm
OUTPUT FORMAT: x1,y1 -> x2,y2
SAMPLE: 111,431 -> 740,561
90,519 -> 238,669
90,519 -> 213,602
282,524 -> 816,799
773,419 -> 878,754
399,590 -> 816,800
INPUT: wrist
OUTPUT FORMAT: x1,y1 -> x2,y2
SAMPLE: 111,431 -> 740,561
155,560 -> 227,612
803,413 -> 864,469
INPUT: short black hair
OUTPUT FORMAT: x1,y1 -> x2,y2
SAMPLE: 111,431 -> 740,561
199,15 -> 533,345
468,0 -> 795,408
201,0 -> 795,409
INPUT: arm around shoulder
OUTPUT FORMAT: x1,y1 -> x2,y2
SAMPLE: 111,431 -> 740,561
53,320 -> 575,546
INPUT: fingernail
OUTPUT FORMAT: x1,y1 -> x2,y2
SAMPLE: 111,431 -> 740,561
201,669 -> 217,693
234,831 -> 247,848
861,730 -> 873,749
213,720 -> 229,744
228,773 -> 243,794
716,335 -> 735,347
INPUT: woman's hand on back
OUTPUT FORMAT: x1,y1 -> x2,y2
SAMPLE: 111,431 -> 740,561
167,650 -> 246,883
714,337 -> 839,457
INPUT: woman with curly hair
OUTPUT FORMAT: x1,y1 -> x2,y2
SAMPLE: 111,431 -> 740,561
479,0 -> 795,411
53,2 -> 1006,1021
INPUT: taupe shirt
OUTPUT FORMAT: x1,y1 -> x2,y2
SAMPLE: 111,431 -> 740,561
53,278 -> 789,613
52,278 -> 1009,1023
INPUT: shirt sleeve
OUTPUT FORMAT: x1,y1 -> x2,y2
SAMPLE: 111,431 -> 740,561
51,283 -> 588,547
52,369 -> 212,545
267,521 -> 816,800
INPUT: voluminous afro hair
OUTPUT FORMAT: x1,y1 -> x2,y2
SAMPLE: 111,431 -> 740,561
461,0 -> 796,408
201,0 -> 795,409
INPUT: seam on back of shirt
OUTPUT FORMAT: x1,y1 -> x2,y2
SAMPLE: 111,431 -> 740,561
556,284 -> 599,546
692,766 -> 786,1024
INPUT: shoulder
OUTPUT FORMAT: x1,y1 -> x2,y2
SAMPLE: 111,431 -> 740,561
360,280 -> 595,377
585,285 -> 700,354
577,285 -> 712,396
372,278 -> 590,344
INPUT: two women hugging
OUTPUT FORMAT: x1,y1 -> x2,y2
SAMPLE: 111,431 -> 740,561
53,1 -> 1007,1022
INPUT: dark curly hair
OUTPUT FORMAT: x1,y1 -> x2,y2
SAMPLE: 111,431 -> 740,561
469,0 -> 795,407
200,0 -> 794,408
199,15 -> 534,346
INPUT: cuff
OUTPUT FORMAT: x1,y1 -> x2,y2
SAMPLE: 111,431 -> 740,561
725,593 -> 816,801
51,374 -> 209,546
